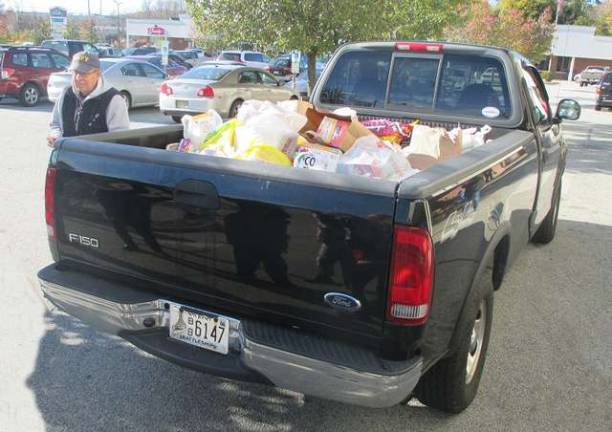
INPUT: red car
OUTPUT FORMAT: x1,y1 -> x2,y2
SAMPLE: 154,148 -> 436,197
127,55 -> 188,78
0,46 -> 70,106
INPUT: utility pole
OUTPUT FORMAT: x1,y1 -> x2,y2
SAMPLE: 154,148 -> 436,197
113,0 -> 122,46
87,0 -> 91,17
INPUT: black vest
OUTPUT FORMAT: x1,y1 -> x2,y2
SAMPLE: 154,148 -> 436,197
61,87 -> 119,137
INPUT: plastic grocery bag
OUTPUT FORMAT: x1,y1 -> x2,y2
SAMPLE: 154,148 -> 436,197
236,100 -> 307,149
234,144 -> 292,166
451,125 -> 492,151
182,110 -> 223,146
195,118 -> 239,156
337,135 -> 417,181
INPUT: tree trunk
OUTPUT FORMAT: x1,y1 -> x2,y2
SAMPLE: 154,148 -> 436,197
307,51 -> 318,98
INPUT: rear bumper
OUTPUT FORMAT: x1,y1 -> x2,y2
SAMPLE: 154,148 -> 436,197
38,265 -> 422,408
597,97 -> 612,107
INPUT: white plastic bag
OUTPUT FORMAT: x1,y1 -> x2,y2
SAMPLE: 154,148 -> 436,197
182,110 -> 223,145
337,136 -> 417,181
455,125 -> 492,151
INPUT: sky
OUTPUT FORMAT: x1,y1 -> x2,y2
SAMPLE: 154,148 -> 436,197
5,0 -> 145,15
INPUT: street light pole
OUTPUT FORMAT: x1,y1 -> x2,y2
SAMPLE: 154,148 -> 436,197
114,0 -> 123,47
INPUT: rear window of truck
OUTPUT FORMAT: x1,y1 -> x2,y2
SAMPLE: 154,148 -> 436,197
320,50 -> 511,119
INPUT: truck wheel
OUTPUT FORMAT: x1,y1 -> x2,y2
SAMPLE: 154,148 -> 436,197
229,99 -> 243,118
532,181 -> 561,244
172,116 -> 183,123
20,83 -> 40,107
415,278 -> 494,413
595,105 -> 602,111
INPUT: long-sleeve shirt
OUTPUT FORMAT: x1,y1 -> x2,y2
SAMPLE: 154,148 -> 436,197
49,78 -> 130,139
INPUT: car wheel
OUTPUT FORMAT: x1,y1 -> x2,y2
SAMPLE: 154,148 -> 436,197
595,105 -> 602,111
172,116 -> 183,123
290,95 -> 299,100
229,99 -> 243,118
119,91 -> 132,110
20,83 -> 40,107
415,277 -> 494,413
532,180 -> 561,244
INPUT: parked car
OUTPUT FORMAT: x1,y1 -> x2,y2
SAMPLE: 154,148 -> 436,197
41,40 -> 101,58
595,71 -> 612,111
98,47 -> 123,58
579,66 -> 607,86
47,58 -> 168,109
159,63 -> 298,122
217,50 -> 270,69
269,54 -> 307,80
167,53 -> 194,70
127,54 -> 188,78
122,47 -> 157,56
39,41 -> 581,411
0,46 -> 70,106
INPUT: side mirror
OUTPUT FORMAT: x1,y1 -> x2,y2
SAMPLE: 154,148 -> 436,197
555,98 -> 581,121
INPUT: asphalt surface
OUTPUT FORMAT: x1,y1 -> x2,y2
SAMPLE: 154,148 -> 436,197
0,82 -> 610,431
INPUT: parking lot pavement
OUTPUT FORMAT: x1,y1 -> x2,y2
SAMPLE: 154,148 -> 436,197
0,83 -> 610,432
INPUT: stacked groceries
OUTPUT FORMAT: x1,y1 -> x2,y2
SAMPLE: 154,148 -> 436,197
167,100 -> 492,182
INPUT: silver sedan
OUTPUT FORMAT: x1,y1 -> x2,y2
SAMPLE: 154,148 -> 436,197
47,58 -> 169,109
159,62 -> 298,122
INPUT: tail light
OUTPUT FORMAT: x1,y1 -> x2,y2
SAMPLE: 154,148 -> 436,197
386,225 -> 434,325
160,82 -> 173,95
395,42 -> 443,53
45,167 -> 57,240
197,85 -> 214,97
1,67 -> 15,80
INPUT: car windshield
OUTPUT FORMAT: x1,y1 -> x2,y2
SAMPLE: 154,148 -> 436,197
320,50 -> 512,119
221,52 -> 241,61
273,57 -> 290,67
181,66 -> 232,80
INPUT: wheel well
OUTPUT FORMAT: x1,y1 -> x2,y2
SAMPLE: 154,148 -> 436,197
119,90 -> 132,107
23,81 -> 43,94
290,95 -> 299,100
492,235 -> 510,290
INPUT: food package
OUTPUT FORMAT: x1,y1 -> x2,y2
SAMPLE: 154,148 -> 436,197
178,138 -> 192,152
299,103 -> 375,152
337,135 -> 417,181
182,110 -> 223,145
234,144 -> 292,166
362,119 -> 416,145
406,125 -> 462,161
195,119 -> 239,155
293,142 -> 343,172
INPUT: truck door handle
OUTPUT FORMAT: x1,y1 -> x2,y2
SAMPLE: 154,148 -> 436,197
174,179 -> 220,209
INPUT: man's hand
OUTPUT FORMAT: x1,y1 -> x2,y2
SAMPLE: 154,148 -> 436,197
47,135 -> 57,148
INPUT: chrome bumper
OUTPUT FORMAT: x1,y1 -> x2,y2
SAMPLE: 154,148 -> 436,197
39,274 -> 421,408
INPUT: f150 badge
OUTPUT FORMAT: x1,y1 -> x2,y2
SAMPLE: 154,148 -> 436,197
324,292 -> 361,312
68,233 -> 99,248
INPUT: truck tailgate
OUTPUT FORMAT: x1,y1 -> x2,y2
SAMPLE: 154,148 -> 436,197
52,137 -> 397,345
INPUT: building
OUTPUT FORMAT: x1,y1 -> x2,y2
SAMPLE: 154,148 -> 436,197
548,25 -> 612,80
125,17 -> 194,50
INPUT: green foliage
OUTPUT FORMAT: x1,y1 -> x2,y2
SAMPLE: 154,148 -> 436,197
64,20 -> 80,40
540,70 -> 552,82
33,19 -> 52,45
187,0 -> 459,89
80,19 -> 98,42
594,2 -> 612,36
499,0 -> 555,20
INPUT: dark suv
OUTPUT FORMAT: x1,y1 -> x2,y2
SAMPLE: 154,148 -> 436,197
41,40 -> 101,58
595,72 -> 612,111
0,47 -> 70,106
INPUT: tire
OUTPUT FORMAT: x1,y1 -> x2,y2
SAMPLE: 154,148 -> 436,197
415,278 -> 494,413
532,180 -> 561,244
119,91 -> 132,110
228,99 -> 243,118
172,116 -> 183,123
20,83 -> 40,107
290,95 -> 299,100
595,105 -> 602,111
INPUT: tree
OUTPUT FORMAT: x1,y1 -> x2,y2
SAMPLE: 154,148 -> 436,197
594,1 -> 612,35
499,0 -> 555,20
64,19 -> 80,40
446,1 -> 555,63
33,18 -> 52,44
187,0 -> 457,90
80,18 -> 98,42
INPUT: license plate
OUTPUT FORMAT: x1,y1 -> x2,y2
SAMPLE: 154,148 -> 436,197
175,100 -> 188,109
169,304 -> 229,354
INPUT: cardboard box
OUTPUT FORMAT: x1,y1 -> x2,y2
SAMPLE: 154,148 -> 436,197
296,102 -> 375,153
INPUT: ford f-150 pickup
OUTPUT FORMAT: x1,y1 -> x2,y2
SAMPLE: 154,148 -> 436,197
38,42 -> 581,412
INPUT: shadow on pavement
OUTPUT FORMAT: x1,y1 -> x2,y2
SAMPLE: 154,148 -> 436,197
0,99 -> 53,113
563,118 -> 612,175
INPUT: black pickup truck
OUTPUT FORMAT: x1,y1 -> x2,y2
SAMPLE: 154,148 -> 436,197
38,42 -> 581,412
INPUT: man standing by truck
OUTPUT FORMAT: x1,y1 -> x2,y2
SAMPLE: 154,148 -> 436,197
47,52 -> 129,147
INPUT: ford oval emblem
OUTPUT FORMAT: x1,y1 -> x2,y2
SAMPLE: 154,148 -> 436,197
324,292 -> 362,312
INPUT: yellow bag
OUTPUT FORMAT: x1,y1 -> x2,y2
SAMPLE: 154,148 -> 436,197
234,144 -> 291,166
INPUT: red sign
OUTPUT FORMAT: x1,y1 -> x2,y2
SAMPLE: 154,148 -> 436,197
147,25 -> 166,36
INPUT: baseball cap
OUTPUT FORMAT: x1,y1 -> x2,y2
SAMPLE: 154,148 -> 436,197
69,51 -> 100,74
